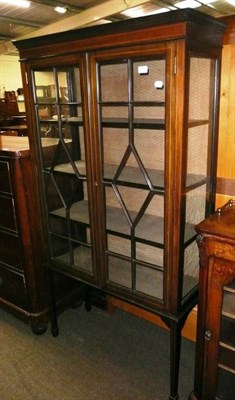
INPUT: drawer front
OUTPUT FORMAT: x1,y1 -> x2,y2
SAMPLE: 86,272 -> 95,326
0,195 -> 17,231
0,265 -> 28,311
0,161 -> 12,194
0,231 -> 23,270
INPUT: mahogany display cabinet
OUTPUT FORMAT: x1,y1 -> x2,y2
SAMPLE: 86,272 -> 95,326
15,9 -> 226,400
189,200 -> 235,400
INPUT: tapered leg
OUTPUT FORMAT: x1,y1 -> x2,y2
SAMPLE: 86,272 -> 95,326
168,319 -> 182,400
47,269 -> 59,337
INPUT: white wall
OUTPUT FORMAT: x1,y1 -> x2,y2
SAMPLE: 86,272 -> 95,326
0,55 -> 23,95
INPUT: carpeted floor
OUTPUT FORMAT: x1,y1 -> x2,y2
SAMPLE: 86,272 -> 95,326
0,305 -> 195,400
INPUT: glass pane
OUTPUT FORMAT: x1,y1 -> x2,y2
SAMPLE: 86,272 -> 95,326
107,234 -> 131,258
186,57 -> 213,188
133,59 -> 165,102
136,264 -> 163,298
108,256 -> 132,288
183,57 -> 215,300
34,70 -> 55,103
100,63 -> 128,102
136,243 -> 163,267
182,241 -> 199,298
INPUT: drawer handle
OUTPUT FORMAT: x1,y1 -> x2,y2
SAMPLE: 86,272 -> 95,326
0,276 -> 3,287
205,330 -> 212,341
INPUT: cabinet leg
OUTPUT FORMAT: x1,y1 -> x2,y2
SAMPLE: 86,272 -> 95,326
161,317 -> 183,400
169,320 -> 181,400
47,269 -> 59,337
84,286 -> 92,311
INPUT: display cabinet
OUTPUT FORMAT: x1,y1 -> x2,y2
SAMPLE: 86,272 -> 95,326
15,9 -> 226,400
189,199 -> 235,400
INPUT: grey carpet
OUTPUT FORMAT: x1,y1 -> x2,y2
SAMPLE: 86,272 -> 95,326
0,305 -> 195,400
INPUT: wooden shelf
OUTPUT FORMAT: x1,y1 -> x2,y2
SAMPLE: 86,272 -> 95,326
103,164 -> 164,189
101,117 -> 165,129
50,200 -> 195,246
53,160 -> 86,176
49,160 -> 205,191
39,116 -> 83,124
188,119 -> 209,128
50,200 -> 90,225
106,205 -> 164,244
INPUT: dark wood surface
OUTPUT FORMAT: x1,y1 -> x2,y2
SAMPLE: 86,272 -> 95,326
0,137 -> 48,333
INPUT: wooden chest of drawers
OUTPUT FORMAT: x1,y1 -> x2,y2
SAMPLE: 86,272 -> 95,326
0,136 -> 48,334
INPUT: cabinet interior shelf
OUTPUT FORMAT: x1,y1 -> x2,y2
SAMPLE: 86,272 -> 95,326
101,118 -> 165,129
53,161 -> 86,176
38,117 -> 209,129
39,116 -> 83,124
50,200 -> 196,247
50,161 -> 206,190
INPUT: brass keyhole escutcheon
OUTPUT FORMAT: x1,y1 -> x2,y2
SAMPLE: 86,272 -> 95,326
205,330 -> 212,341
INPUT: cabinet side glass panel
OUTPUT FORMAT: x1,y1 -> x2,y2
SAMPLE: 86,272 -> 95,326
98,57 -> 166,301
217,280 -> 235,400
182,57 -> 216,300
33,67 -> 93,276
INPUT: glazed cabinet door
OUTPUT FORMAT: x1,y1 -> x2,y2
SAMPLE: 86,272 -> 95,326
203,255 -> 235,400
90,44 -> 175,307
217,279 -> 235,399
29,56 -> 98,284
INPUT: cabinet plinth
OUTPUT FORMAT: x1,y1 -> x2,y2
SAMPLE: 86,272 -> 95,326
15,8 -> 226,399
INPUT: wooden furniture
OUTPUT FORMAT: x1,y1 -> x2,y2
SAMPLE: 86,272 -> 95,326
189,200 -> 235,400
0,124 -> 28,136
0,130 -> 18,136
0,136 -> 48,334
15,9 -> 226,400
4,91 -> 19,117
0,98 -> 7,120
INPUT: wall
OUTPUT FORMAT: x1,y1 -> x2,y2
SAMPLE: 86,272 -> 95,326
216,15 -> 235,208
0,54 -> 23,94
